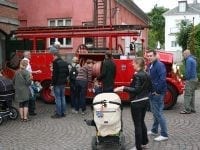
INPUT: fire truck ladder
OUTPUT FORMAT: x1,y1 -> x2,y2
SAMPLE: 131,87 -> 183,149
94,0 -> 107,48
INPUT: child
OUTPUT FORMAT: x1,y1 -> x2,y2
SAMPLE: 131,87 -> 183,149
92,79 -> 102,95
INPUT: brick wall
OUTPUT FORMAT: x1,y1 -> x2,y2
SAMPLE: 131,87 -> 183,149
0,5 -> 18,20
0,3 -> 18,34
0,23 -> 17,34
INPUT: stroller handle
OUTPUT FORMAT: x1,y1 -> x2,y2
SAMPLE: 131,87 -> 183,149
93,99 -> 121,106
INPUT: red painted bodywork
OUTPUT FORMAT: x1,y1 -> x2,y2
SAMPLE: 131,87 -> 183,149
17,0 -> 149,52
27,51 -> 183,102
2,25 -> 184,106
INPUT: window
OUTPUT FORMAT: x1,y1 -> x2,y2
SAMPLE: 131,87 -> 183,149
49,20 -> 55,26
82,22 -> 94,47
179,2 -> 187,12
48,18 -> 72,47
171,41 -> 177,47
170,27 -> 179,34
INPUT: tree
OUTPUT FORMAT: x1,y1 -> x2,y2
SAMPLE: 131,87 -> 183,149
147,5 -> 168,49
188,24 -> 200,77
176,20 -> 193,51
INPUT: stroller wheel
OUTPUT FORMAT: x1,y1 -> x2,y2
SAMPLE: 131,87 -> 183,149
91,136 -> 98,150
9,107 -> 18,120
0,117 -> 3,125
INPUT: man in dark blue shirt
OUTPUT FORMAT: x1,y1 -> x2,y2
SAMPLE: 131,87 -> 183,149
180,49 -> 198,114
146,50 -> 168,142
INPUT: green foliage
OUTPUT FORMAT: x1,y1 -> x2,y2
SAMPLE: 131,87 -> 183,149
148,31 -> 157,49
188,24 -> 200,79
147,5 -> 168,49
176,20 -> 193,51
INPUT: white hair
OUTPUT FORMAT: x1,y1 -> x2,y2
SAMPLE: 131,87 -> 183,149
23,51 -> 31,58
54,41 -> 61,46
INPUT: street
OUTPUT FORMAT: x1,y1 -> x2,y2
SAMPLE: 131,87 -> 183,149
0,90 -> 200,150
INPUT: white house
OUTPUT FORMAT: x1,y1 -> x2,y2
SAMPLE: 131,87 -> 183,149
163,0 -> 200,63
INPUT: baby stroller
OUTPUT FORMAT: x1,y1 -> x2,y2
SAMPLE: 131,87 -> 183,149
0,76 -> 18,125
86,93 -> 125,150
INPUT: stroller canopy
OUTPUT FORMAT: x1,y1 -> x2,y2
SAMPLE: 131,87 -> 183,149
93,93 -> 122,137
0,76 -> 14,94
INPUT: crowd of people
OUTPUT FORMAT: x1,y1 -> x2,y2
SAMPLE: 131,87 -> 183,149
0,46 -> 198,150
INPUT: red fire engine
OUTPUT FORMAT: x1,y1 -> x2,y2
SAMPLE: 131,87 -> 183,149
2,25 -> 184,109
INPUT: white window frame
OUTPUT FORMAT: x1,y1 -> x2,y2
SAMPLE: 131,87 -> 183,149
48,18 -> 73,48
82,22 -> 94,47
179,2 -> 186,12
171,41 -> 177,47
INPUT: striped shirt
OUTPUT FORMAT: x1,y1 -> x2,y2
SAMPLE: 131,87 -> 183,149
76,65 -> 92,82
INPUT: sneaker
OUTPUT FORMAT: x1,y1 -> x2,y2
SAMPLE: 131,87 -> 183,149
180,110 -> 191,114
81,111 -> 86,115
141,144 -> 149,149
147,131 -> 158,136
154,135 -> 168,141
129,146 -> 137,150
61,113 -> 66,117
51,114 -> 61,119
71,109 -> 78,114
191,110 -> 196,113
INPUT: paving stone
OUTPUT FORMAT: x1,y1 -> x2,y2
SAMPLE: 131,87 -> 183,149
0,90 -> 200,150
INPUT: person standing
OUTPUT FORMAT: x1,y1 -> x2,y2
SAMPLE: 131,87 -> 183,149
51,53 -> 69,118
146,50 -> 168,141
49,41 -> 61,53
74,59 -> 93,115
114,57 -> 151,150
180,49 -> 198,114
68,56 -> 80,113
13,60 -> 32,122
97,51 -> 116,92
23,51 -> 41,116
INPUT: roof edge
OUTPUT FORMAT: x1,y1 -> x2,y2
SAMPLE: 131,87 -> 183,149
117,0 -> 149,25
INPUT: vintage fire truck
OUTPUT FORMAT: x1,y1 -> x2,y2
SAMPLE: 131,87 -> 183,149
2,25 -> 184,109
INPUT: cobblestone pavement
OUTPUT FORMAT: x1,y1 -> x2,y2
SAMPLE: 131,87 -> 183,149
0,90 -> 200,150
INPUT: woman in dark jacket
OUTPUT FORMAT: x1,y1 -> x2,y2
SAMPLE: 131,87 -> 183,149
114,57 -> 152,150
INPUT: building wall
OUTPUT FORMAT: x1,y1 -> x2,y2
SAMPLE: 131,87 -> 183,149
17,0 -> 148,54
18,0 -> 94,26
109,0 -> 148,52
165,14 -> 200,51
0,0 -> 18,68
164,14 -> 200,62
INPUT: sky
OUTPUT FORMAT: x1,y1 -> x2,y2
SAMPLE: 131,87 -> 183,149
133,0 -> 195,13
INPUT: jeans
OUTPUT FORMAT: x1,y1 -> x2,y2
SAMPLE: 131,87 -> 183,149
53,85 -> 66,116
75,80 -> 87,111
149,94 -> 168,137
184,79 -> 198,112
29,86 -> 36,113
131,100 -> 149,150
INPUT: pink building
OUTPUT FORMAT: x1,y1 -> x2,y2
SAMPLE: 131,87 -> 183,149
17,0 -> 149,54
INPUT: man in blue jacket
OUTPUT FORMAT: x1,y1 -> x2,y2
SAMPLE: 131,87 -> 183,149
180,49 -> 198,114
146,50 -> 168,142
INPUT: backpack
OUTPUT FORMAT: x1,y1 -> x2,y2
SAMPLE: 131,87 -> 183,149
69,64 -> 78,82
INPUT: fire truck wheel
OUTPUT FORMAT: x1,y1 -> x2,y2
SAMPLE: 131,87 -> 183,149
40,87 -> 55,103
164,84 -> 178,110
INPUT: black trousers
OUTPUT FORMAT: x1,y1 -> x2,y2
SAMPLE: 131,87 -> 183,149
131,100 -> 149,150
29,98 -> 36,113
70,82 -> 76,108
